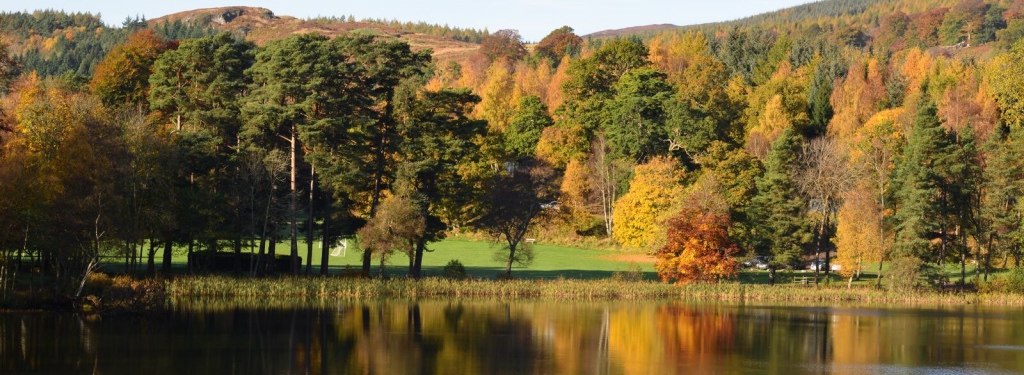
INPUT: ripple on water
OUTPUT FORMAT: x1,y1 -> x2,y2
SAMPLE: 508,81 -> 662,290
797,363 -> 1019,375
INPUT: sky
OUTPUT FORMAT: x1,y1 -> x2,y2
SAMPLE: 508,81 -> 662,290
2,0 -> 818,41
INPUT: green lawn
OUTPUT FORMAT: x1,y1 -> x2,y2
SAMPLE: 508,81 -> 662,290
99,239 -> 658,280
95,238 -> 1018,284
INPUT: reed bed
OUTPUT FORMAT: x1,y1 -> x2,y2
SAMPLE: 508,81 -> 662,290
165,275 -> 1024,306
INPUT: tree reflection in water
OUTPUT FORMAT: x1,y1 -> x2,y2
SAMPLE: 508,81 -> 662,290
1,301 -> 1023,374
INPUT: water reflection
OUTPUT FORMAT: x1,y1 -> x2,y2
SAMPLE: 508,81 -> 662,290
2,300 -> 1023,374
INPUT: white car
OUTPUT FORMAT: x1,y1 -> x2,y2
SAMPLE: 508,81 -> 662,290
807,260 -> 842,272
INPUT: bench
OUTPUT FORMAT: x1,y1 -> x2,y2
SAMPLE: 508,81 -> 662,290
524,238 -> 536,244
792,276 -> 811,286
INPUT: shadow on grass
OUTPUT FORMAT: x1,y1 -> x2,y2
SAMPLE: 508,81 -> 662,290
736,269 -> 865,285
357,266 -> 660,281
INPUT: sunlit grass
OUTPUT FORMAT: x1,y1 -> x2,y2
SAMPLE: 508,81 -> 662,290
75,238 -> 1024,310
162,275 -> 1024,306
100,239 -> 656,280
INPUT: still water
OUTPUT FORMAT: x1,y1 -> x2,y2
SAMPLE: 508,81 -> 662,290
2,299 -> 1024,374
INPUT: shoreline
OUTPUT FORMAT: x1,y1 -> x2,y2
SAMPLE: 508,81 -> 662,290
4,275 -> 1024,314
164,275 -> 1024,306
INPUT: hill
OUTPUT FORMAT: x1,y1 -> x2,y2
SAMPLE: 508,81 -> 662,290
149,6 -> 479,62
584,24 -> 681,39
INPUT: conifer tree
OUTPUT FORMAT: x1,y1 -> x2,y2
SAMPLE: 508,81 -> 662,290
750,127 -> 812,284
981,125 -> 1024,271
242,34 -> 363,275
891,99 -> 952,265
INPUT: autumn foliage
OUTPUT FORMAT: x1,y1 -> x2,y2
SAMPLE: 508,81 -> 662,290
89,29 -> 173,108
654,209 -> 740,284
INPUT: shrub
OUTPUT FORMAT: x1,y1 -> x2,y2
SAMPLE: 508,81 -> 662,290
611,263 -> 644,282
1005,267 -> 1024,294
442,259 -> 467,280
81,272 -> 115,296
101,276 -> 166,311
885,256 -> 923,293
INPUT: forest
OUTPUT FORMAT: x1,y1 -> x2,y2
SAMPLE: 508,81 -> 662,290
2,0 -> 1024,294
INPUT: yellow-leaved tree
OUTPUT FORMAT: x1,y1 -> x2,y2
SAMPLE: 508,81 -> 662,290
477,62 -> 518,133
744,61 -> 809,157
611,156 -> 684,250
832,183 -> 885,288
559,158 -> 593,233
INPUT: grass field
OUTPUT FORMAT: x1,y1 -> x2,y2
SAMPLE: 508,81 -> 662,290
99,239 -> 660,280
95,237 -> 1016,287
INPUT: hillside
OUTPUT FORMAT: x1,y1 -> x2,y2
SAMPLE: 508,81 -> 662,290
149,7 -> 479,62
584,24 -> 681,39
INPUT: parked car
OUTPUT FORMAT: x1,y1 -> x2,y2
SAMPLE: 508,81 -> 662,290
740,256 -> 758,268
806,260 -> 839,272
742,256 -> 770,270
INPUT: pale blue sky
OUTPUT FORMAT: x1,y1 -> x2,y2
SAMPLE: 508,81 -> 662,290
3,1 -> 817,41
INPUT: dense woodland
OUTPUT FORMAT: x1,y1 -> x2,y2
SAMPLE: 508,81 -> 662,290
3,0 -> 1024,293
308,15 -> 491,43
0,10 -> 215,77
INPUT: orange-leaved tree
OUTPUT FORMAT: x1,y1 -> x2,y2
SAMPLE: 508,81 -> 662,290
90,29 -> 173,109
654,208 -> 739,284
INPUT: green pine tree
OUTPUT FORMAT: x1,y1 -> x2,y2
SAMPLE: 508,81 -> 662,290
750,127 -> 812,283
891,99 -> 955,264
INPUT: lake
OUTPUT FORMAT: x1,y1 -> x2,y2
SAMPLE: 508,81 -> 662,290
2,299 -> 1023,374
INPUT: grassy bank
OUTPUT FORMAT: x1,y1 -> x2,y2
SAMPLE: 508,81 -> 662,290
164,275 -> 1024,306
96,239 -> 657,280
7,237 -> 1024,310
7,273 -> 1024,313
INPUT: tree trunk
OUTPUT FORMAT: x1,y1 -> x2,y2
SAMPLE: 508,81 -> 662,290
146,237 -> 156,276
256,230 -> 267,277
939,225 -> 947,268
130,241 -> 138,274
877,260 -> 884,289
234,236 -> 243,275
162,235 -> 173,275
815,216 -> 827,284
187,238 -> 194,273
361,248 -> 373,277
123,240 -> 130,274
411,239 -> 426,279
17,227 -> 27,272
410,201 -> 432,279
976,235 -> 984,283
256,177 -> 274,277
855,258 -> 862,280
306,161 -> 315,276
290,125 -> 300,275
960,243 -> 967,287
320,211 -> 330,276
268,224 -> 278,275
365,102 -> 391,277
823,213 -> 832,279
504,242 -> 517,278
984,235 -> 993,282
